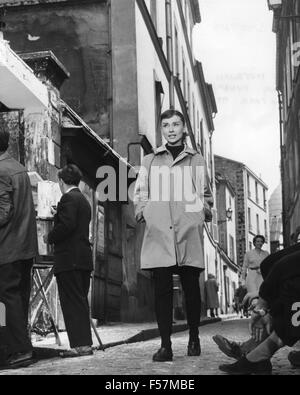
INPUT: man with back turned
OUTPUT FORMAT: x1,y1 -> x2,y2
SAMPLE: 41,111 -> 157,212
46,164 -> 94,358
0,126 -> 38,369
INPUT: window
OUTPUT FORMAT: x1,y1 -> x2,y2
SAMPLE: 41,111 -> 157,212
200,120 -> 204,154
192,95 -> 196,132
247,174 -> 251,198
264,220 -> 268,239
263,189 -> 267,210
229,236 -> 235,261
248,208 -> 252,232
256,214 -> 260,234
255,182 -> 259,204
196,111 -> 200,145
174,26 -> 179,76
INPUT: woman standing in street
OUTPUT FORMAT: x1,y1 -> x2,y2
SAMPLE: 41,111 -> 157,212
205,274 -> 220,318
242,235 -> 269,295
134,109 -> 213,362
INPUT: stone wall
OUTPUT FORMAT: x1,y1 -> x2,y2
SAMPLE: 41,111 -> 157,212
3,1 -> 110,139
215,156 -> 246,267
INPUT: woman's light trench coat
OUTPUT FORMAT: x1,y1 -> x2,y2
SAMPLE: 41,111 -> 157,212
134,145 -> 213,270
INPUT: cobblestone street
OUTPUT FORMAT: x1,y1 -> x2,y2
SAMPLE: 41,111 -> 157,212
1,320 -> 299,376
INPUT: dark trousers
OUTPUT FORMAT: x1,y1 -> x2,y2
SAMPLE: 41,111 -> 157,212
56,270 -> 93,349
210,309 -> 218,318
0,259 -> 33,356
153,266 -> 201,349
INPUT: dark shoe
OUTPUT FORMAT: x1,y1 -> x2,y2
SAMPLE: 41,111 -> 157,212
152,347 -> 173,362
288,351 -> 300,368
187,340 -> 201,357
60,346 -> 93,359
219,356 -> 272,375
213,335 -> 243,360
4,351 -> 36,370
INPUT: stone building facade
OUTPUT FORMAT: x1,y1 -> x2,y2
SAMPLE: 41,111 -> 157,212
215,174 -> 239,313
0,36 -> 137,331
0,0 -> 228,321
268,0 -> 300,247
215,156 -> 270,267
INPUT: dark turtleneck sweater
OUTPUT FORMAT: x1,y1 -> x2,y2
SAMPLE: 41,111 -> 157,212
166,144 -> 185,160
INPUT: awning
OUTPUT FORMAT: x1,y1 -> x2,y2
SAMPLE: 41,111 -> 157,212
61,101 -> 136,193
0,35 -> 48,111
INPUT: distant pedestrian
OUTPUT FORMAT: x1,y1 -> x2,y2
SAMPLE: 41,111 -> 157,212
134,109 -> 213,362
234,282 -> 248,318
205,274 -> 219,318
242,235 -> 269,294
45,164 -> 93,358
0,127 -> 38,369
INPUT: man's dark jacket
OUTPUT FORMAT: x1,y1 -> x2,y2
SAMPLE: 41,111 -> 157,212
260,244 -> 300,346
0,152 -> 38,265
48,188 -> 93,275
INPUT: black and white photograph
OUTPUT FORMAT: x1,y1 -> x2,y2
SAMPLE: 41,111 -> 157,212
0,0 -> 300,379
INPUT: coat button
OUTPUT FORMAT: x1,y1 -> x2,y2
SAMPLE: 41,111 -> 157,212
170,226 -> 173,230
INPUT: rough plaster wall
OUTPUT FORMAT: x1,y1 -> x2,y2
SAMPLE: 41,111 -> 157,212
0,111 -> 22,161
111,0 -> 139,160
24,112 -> 51,178
4,3 -> 109,138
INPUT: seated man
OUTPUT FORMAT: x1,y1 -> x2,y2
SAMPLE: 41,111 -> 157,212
213,243 -> 300,374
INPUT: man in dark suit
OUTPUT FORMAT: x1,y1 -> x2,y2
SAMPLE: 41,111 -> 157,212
0,127 -> 38,369
46,164 -> 93,358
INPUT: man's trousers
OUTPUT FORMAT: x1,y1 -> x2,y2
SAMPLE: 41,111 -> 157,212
0,259 -> 33,356
56,270 -> 93,349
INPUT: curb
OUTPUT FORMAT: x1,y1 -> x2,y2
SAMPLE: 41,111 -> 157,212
33,317 -> 221,358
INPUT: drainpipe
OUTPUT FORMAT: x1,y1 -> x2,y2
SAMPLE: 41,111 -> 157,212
166,0 -> 175,108
108,0 -> 114,148
277,89 -> 287,247
209,131 -> 214,192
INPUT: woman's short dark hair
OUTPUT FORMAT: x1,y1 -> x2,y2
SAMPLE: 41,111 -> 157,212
0,127 -> 9,152
58,164 -> 82,186
160,109 -> 185,126
253,235 -> 266,245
